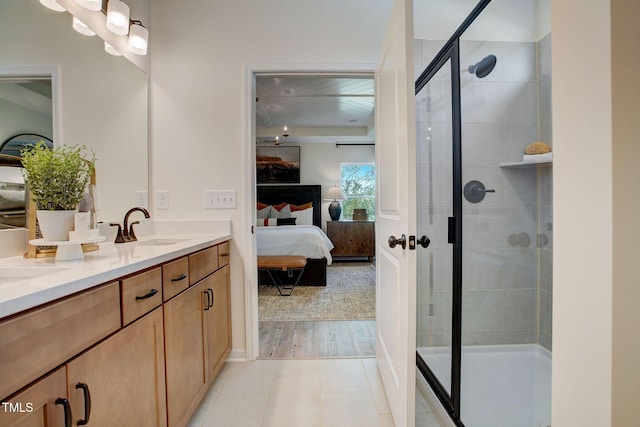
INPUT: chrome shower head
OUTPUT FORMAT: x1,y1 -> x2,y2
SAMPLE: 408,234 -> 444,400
468,54 -> 497,78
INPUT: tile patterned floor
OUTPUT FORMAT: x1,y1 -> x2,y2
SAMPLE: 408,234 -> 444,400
188,358 -> 444,427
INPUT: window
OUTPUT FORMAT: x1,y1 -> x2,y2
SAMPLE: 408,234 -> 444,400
340,163 -> 375,220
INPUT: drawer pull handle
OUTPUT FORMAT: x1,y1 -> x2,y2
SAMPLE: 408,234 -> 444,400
171,273 -> 187,282
135,289 -> 159,300
75,383 -> 91,425
219,253 -> 229,257
55,397 -> 72,427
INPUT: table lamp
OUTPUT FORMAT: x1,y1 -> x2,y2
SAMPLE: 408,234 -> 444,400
324,186 -> 346,221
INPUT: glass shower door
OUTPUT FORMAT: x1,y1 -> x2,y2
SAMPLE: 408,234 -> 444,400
415,57 -> 455,405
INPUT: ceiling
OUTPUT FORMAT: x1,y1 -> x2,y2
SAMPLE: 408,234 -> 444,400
255,74 -> 375,145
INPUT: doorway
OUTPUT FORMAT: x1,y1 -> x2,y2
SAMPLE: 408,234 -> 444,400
251,72 -> 378,359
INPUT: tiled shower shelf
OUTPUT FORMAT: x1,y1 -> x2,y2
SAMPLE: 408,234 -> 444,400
499,160 -> 552,168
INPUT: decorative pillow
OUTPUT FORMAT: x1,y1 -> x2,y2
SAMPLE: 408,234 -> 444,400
290,202 -> 313,211
271,202 -> 288,211
277,217 -> 296,226
290,207 -> 313,226
257,205 -> 272,219
257,202 -> 268,210
256,217 -> 297,227
269,204 -> 291,218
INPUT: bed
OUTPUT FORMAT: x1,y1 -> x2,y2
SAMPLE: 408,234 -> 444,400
256,184 -> 332,286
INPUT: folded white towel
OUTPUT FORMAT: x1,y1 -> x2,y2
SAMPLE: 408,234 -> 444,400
522,152 -> 552,163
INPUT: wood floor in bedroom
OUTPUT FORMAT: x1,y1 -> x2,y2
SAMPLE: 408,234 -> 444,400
258,320 -> 376,358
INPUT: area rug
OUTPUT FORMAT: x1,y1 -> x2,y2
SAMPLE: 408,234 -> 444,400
258,262 -> 375,321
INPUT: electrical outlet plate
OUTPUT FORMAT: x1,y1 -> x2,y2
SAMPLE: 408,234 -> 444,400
205,190 -> 237,209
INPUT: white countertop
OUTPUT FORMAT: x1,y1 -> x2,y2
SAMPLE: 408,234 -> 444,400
0,233 -> 231,318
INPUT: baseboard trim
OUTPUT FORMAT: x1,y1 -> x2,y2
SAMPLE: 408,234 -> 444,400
226,348 -> 247,362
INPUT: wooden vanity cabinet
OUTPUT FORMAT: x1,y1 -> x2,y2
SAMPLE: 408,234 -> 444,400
204,265 -> 231,383
0,283 -> 120,401
0,240 -> 230,427
0,367 -> 68,427
66,308 -> 166,427
163,281 -> 208,427
164,244 -> 231,427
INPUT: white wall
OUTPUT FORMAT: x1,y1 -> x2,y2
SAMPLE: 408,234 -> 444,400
552,0 -> 640,425
150,0 -> 391,358
298,142 -> 375,229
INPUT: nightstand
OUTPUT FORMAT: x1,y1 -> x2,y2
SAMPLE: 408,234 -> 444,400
326,220 -> 375,261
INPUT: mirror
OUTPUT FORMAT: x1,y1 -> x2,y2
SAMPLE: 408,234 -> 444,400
0,0 -> 148,233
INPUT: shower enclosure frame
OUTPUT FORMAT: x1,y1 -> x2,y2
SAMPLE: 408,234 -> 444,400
414,1 -> 493,425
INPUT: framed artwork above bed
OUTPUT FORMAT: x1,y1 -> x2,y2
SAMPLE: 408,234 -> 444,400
256,146 -> 300,184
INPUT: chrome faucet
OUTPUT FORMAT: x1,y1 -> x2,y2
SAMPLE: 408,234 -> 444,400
110,207 -> 150,243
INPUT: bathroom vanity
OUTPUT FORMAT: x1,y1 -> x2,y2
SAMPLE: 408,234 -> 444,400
0,233 -> 231,427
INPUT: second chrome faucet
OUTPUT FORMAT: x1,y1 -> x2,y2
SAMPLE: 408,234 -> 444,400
110,207 -> 150,243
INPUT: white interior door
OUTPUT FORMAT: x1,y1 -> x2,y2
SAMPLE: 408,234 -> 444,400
375,0 -> 416,426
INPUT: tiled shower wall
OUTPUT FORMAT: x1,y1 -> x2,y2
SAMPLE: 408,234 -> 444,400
415,36 -> 552,350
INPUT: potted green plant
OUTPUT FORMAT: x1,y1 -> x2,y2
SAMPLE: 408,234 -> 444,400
21,141 -> 95,241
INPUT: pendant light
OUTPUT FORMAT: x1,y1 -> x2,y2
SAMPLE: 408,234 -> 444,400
76,0 -> 102,11
104,41 -> 122,56
106,0 -> 130,35
39,0 -> 66,12
72,17 -> 96,36
128,22 -> 148,55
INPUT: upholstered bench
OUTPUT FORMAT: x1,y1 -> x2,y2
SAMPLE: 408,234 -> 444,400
257,255 -> 307,296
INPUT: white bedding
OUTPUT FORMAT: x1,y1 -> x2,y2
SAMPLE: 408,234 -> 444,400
256,225 -> 334,264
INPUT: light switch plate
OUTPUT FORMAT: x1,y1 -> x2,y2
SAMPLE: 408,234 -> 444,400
156,191 -> 169,210
135,191 -> 148,209
205,190 -> 237,209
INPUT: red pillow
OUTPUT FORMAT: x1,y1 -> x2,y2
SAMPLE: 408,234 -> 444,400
257,202 -> 268,210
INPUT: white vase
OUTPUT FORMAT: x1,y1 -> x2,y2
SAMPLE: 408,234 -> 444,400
37,210 -> 76,242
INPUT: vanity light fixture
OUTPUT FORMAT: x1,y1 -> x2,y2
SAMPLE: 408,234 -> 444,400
72,16 -> 96,36
104,41 -> 122,56
39,0 -> 66,12
128,21 -> 148,56
106,0 -> 130,35
76,0 -> 102,12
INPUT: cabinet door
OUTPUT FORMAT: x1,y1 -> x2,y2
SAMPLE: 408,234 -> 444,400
163,282 -> 208,427
0,367 -> 68,427
203,265 -> 231,383
66,308 -> 166,427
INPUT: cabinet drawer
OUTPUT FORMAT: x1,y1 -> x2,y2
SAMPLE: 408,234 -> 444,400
189,246 -> 218,285
163,257 -> 190,302
217,241 -> 230,268
121,268 -> 162,326
0,282 -> 120,400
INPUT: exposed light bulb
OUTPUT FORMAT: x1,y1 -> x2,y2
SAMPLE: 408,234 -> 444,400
39,0 -> 66,12
72,17 -> 96,36
128,23 -> 149,55
106,0 -> 130,35
104,41 -> 122,56
76,0 -> 102,11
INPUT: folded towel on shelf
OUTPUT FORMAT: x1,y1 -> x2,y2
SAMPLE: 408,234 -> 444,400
522,152 -> 553,163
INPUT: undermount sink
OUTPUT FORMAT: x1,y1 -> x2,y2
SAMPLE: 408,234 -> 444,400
133,238 -> 189,247
0,267 -> 69,286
